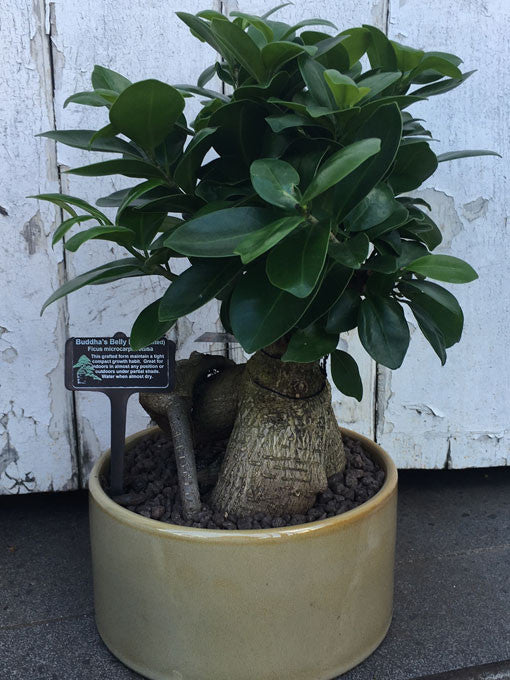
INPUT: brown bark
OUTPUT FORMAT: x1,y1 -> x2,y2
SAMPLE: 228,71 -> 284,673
210,348 -> 345,517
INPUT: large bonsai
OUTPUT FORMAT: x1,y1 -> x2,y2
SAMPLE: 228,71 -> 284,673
36,6 -> 496,520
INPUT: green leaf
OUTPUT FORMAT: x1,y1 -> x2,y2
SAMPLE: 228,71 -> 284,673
437,149 -> 501,162
411,69 -> 474,97
91,65 -> 131,93
265,113 -> 312,133
63,89 -> 117,108
175,83 -> 230,102
115,180 -> 165,219
52,215 -> 95,247
262,41 -> 316,72
40,259 -> 142,315
282,324 -> 338,362
338,27 -> 370,66
326,289 -> 361,333
250,158 -> 300,211
235,216 -> 304,263
410,55 -> 462,80
328,103 -> 403,220
30,193 -> 109,223
302,138 -> 381,203
230,12 -> 274,42
298,55 -> 335,108
389,142 -> 438,193
280,18 -> 337,40
344,184 -> 397,231
405,254 -> 478,283
176,12 -> 225,54
358,296 -> 410,369
130,299 -> 176,351
331,350 -> 363,401
365,203 -> 409,239
197,63 -> 217,88
399,279 -> 463,347
109,80 -> 185,152
399,209 -> 442,250
363,24 -> 398,70
229,262 -> 316,353
65,159 -> 166,179
138,194 -> 203,214
329,233 -> 369,269
298,264 -> 353,328
406,303 -> 446,364
323,71 -> 370,109
390,42 -> 424,71
159,259 -> 240,321
210,18 -> 266,82
64,226 -> 134,252
261,3 -> 292,19
267,221 -> 330,298
37,129 -> 140,156
165,207 -> 274,257
174,127 -> 217,194
118,209 -> 166,250
356,71 -> 402,100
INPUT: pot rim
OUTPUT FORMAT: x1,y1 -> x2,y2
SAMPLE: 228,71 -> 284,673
89,426 -> 398,543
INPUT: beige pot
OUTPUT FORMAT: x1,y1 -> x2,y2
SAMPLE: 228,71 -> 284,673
89,427 -> 398,680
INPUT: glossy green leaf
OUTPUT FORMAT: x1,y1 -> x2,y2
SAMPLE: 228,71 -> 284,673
363,24 -> 398,70
329,233 -> 369,269
165,207 -> 273,257
40,259 -> 142,315
159,259 -> 240,320
174,127 -> 217,194
176,12 -> 224,54
267,221 -> 330,298
338,27 -> 370,66
399,209 -> 442,250
229,263 -> 316,353
265,113 -> 312,133
51,215 -> 95,247
115,180 -> 165,220
437,149 -> 501,162
302,138 -> 381,204
117,209 -> 166,250
261,3 -> 292,19
91,65 -> 131,93
298,55 -> 335,108
210,19 -> 266,82
230,12 -> 274,42
358,296 -> 410,368
235,216 -> 304,263
399,279 -> 463,347
344,184 -> 397,231
329,103 -> 403,220
30,193 -> 109,223
250,159 -> 300,210
63,89 -> 117,108
130,299 -> 176,350
262,41 -> 315,72
175,83 -> 230,102
280,18 -> 337,40
37,129 -> 140,156
282,324 -> 338,362
406,302 -> 447,364
138,194 -> 203,214
390,42 -> 424,71
298,264 -> 352,328
326,289 -> 361,333
405,254 -> 478,283
109,80 -> 185,151
410,55 -> 462,80
389,142 -> 438,194
324,71 -> 370,109
64,226 -> 135,252
365,203 -> 409,239
356,71 -> 401,100
65,159 -> 166,179
331,350 -> 363,401
411,69 -> 474,97
197,63 -> 217,88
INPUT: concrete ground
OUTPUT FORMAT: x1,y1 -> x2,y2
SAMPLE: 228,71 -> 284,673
1,466 -> 509,680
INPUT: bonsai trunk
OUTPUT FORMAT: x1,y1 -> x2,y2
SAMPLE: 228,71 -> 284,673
211,341 -> 345,517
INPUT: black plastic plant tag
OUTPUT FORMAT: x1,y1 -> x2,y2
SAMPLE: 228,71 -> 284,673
65,332 -> 176,495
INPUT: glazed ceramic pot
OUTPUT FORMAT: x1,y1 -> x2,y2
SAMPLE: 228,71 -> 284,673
89,426 -> 398,680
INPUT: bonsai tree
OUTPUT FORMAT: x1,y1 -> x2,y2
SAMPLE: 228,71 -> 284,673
35,5 -> 497,521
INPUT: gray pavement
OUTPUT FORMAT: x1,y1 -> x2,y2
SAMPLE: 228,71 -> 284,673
1,466 -> 509,680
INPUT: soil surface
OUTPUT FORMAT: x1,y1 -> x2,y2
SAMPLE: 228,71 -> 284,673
106,430 -> 385,530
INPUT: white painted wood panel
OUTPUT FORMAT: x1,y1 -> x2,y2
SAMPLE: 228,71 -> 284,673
0,0 -> 77,493
379,0 -> 510,468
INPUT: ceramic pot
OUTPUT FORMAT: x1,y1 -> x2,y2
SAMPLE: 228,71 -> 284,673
89,426 -> 398,680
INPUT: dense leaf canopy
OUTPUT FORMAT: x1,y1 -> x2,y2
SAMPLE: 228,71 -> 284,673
35,6 -> 498,401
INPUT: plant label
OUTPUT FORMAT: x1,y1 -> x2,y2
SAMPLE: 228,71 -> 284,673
65,332 -> 175,495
